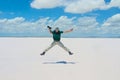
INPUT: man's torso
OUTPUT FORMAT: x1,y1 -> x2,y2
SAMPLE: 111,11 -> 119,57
52,31 -> 63,41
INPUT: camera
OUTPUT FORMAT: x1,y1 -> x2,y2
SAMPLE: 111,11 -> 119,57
47,26 -> 52,29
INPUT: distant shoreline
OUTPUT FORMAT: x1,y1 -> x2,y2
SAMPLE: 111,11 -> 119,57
0,36 -> 120,38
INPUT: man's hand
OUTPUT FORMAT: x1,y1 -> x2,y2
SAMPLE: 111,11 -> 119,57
47,26 -> 52,34
47,26 -> 52,29
64,28 -> 74,33
70,28 -> 73,31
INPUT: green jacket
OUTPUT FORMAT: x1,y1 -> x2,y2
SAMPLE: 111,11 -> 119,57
52,30 -> 63,41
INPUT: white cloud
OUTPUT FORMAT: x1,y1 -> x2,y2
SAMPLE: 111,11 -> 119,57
31,0 -> 64,9
65,0 -> 106,14
30,0 -> 120,14
101,14 -> 120,34
53,16 -> 75,29
0,14 -> 120,37
0,16 -> 99,35
76,17 -> 99,33
0,17 -> 49,33
109,0 -> 120,8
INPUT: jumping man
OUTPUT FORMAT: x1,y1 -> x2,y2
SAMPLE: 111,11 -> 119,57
40,26 -> 73,56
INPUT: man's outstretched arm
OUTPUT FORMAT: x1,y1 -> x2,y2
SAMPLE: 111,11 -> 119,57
47,26 -> 52,34
63,28 -> 73,33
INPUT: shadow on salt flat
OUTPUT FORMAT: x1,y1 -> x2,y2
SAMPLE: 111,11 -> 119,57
43,61 -> 76,64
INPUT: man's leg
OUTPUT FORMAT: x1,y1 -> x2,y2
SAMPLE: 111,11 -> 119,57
57,41 -> 73,55
44,41 -> 56,52
40,41 -> 56,55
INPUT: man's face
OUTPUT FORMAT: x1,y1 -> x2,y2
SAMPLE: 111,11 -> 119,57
55,28 -> 59,32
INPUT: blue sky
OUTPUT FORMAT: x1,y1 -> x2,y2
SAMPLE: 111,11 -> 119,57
0,0 -> 120,37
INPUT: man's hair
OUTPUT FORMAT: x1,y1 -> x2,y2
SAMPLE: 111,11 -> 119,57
54,27 -> 60,33
55,27 -> 59,30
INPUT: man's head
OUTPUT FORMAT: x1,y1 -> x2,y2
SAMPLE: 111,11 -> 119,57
55,27 -> 59,32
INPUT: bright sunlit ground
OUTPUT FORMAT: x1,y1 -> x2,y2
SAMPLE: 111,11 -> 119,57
0,38 -> 120,80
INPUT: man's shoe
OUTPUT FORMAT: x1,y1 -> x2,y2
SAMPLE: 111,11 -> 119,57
40,52 -> 45,56
69,51 -> 73,55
